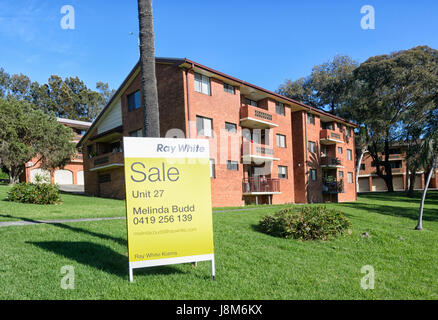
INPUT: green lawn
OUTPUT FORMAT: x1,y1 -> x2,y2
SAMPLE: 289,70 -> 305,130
0,184 -> 437,299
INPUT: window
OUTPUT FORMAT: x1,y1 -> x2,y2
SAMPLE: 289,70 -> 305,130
390,160 -> 402,169
322,122 -> 334,130
278,166 -> 288,179
210,159 -> 216,178
337,123 -> 343,131
337,146 -> 343,154
127,90 -> 141,111
389,148 -> 401,155
347,149 -> 352,161
360,163 -> 365,170
321,145 -> 327,157
225,122 -> 237,133
276,134 -> 286,148
87,144 -> 94,158
346,127 -> 352,137
275,102 -> 285,116
226,160 -> 239,171
194,72 -> 210,95
129,129 -> 142,137
307,113 -> 315,125
196,115 -> 213,137
98,173 -> 111,184
347,172 -> 353,184
310,169 -> 317,181
339,171 -> 344,179
223,83 -> 235,94
308,141 -> 316,153
245,98 -> 257,107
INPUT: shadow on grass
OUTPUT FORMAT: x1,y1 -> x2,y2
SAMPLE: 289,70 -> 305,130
339,201 -> 438,222
0,213 -> 127,246
27,241 -> 186,279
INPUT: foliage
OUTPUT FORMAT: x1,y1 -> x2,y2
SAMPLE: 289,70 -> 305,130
0,97 -> 76,183
277,55 -> 359,113
0,67 -> 113,122
7,182 -> 61,205
258,206 -> 351,241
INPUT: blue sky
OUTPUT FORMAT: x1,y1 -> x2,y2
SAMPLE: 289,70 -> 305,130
1,0 -> 438,93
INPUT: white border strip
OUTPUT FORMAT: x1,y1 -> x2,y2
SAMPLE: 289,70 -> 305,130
129,254 -> 215,282
123,137 -> 210,159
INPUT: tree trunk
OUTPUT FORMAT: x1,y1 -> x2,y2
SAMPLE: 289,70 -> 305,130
356,147 -> 367,193
407,170 -> 417,197
137,0 -> 160,137
415,159 -> 435,230
405,165 -> 409,192
383,138 -> 394,192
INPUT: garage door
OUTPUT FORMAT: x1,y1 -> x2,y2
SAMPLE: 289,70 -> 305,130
54,169 -> 73,185
358,177 -> 370,192
393,176 -> 404,191
372,177 -> 387,191
30,169 -> 51,183
414,174 -> 422,190
77,171 -> 84,185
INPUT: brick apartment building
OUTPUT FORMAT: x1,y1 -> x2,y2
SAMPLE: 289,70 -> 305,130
77,58 -> 357,207
22,118 -> 91,185
358,145 -> 438,192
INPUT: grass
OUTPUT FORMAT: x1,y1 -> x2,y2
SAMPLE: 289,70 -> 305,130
0,184 -> 437,299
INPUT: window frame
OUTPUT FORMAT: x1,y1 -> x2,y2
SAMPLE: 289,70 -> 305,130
225,122 -> 237,133
194,72 -> 211,95
278,165 -> 288,179
308,141 -> 316,153
223,83 -> 235,94
226,160 -> 239,171
127,90 -> 141,112
275,101 -> 285,116
310,169 -> 317,181
196,115 -> 213,137
276,134 -> 286,148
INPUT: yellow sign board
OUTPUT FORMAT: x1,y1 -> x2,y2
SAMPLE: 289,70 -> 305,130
123,137 -> 215,282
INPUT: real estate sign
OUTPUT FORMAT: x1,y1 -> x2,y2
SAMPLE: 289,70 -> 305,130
123,137 -> 215,282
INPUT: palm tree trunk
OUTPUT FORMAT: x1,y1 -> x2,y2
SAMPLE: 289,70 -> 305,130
415,159 -> 436,230
137,0 -> 160,137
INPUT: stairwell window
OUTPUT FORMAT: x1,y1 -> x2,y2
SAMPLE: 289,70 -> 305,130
223,83 -> 235,94
276,134 -> 286,148
226,160 -> 239,171
347,149 -> 353,161
348,172 -> 353,184
308,141 -> 316,153
194,72 -> 210,95
275,102 -> 285,116
196,115 -> 213,137
310,169 -> 317,181
278,165 -> 288,179
127,90 -> 141,111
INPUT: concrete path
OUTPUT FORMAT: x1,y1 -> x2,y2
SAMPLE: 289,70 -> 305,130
0,205 -> 283,228
0,216 -> 125,227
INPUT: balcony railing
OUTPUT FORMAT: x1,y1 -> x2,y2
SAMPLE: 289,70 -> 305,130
240,104 -> 277,129
89,152 -> 124,171
320,129 -> 344,144
242,141 -> 279,163
243,177 -> 280,194
322,179 -> 344,194
320,157 -> 343,167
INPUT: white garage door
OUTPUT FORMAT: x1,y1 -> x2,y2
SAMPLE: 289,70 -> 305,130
358,177 -> 370,192
30,169 -> 51,183
414,174 -> 422,190
77,171 -> 84,185
393,176 -> 404,191
372,177 -> 387,191
54,170 -> 73,185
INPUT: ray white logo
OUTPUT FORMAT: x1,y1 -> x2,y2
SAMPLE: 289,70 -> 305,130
360,5 -> 375,30
360,265 -> 375,290
60,265 -> 75,290
60,5 -> 75,30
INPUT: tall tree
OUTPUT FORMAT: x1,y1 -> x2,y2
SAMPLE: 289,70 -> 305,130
346,46 -> 438,192
0,97 -> 75,184
137,0 -> 160,137
277,55 -> 358,114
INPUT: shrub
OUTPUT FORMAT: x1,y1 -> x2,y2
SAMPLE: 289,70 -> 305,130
7,182 -> 61,205
258,206 -> 351,241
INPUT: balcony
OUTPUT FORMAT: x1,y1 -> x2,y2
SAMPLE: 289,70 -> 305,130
320,157 -> 343,169
89,152 -> 124,172
240,104 -> 278,129
320,129 -> 344,145
242,141 -> 279,163
322,179 -> 344,194
242,177 -> 281,195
